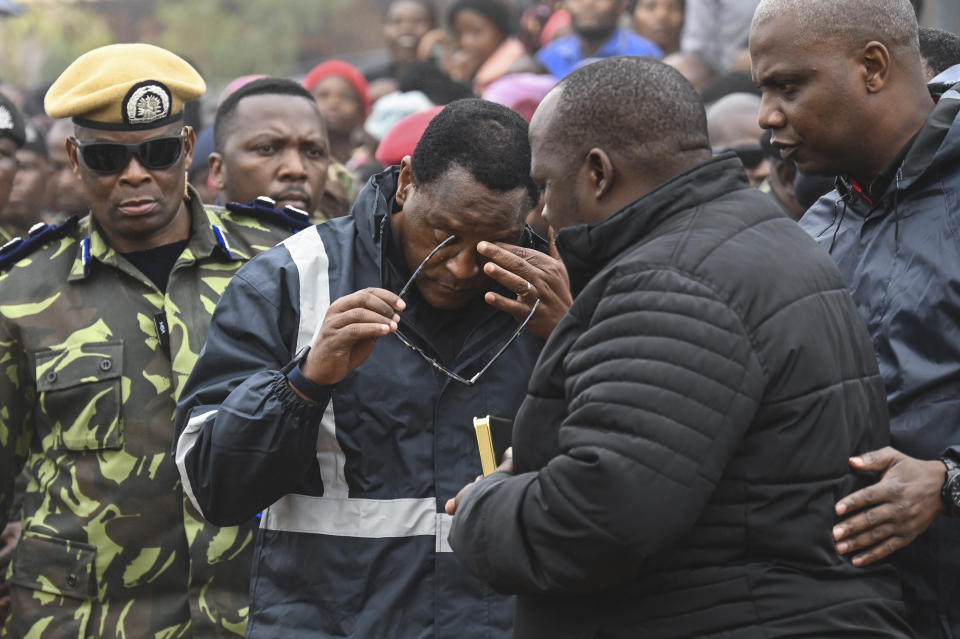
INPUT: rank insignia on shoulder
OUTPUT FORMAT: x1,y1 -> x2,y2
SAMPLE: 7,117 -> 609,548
0,215 -> 81,272
226,196 -> 313,232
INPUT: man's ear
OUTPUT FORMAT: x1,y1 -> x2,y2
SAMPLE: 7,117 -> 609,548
396,155 -> 415,207
208,152 -> 226,190
776,158 -> 797,196
861,41 -> 892,94
65,137 -> 81,177
585,148 -> 615,201
181,125 -> 196,172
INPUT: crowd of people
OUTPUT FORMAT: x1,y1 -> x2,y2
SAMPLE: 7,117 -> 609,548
1,0 -> 960,637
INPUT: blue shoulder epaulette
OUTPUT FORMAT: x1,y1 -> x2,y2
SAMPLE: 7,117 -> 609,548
0,215 -> 80,272
225,196 -> 313,232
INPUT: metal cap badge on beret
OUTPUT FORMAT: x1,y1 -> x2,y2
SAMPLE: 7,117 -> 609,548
0,92 -> 26,148
44,43 -> 205,131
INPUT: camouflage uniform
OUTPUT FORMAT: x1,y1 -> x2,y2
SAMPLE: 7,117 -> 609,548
0,187 -> 297,638
317,160 -> 357,220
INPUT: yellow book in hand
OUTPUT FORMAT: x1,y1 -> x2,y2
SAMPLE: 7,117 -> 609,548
473,415 -> 512,476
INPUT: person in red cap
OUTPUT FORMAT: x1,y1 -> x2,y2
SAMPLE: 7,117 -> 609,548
303,60 -> 380,181
374,105 -> 444,168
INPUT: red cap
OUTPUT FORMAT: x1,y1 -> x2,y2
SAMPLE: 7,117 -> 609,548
374,105 -> 445,167
302,60 -> 372,118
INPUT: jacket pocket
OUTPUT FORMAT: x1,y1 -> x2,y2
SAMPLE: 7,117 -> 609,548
35,340 -> 123,451
6,532 -> 97,637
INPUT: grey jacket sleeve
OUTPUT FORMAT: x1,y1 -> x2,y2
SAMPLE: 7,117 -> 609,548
449,267 -> 766,596
174,250 -> 329,527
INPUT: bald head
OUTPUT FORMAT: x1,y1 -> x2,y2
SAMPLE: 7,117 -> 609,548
706,93 -> 770,187
707,93 -> 763,148
753,0 -> 920,62
750,0 -> 934,184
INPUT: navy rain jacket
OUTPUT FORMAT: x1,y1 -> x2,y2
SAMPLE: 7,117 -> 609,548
801,83 -> 960,638
174,167 -> 544,638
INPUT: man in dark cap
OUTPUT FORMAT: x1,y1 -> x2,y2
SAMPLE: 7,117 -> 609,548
0,43 -> 304,637
447,56 -> 910,639
1,124 -> 53,238
751,0 -> 960,636
0,92 -> 25,245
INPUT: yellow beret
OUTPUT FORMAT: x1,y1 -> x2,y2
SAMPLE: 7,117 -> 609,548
45,43 -> 205,131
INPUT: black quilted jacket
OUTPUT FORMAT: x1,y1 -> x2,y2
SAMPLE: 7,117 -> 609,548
449,156 -> 913,638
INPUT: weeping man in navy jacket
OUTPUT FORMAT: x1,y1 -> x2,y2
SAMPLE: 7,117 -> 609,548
174,99 -> 572,638
447,57 -> 914,638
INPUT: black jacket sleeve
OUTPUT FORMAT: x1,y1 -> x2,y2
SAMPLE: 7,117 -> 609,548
174,250 -> 329,527
448,267 -> 766,596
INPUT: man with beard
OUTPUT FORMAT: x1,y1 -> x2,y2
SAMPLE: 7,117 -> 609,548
210,77 -> 330,221
536,0 -> 661,79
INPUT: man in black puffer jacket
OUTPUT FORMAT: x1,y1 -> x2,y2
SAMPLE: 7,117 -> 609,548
447,57 -> 913,638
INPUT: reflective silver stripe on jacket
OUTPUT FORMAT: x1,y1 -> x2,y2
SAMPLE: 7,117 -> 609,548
283,227 -> 347,498
175,409 -> 217,516
261,494 -> 454,551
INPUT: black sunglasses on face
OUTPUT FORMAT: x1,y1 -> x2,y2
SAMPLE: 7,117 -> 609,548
395,235 -> 540,386
71,129 -> 185,174
714,144 -> 766,170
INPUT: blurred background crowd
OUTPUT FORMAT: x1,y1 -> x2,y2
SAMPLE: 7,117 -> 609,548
0,0 -> 958,239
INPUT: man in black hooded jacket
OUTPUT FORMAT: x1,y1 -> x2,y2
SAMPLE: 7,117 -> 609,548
447,56 -> 912,638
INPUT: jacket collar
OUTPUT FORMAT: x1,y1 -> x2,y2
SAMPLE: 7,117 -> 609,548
839,81 -> 960,208
68,185 -> 249,282
556,154 -> 748,296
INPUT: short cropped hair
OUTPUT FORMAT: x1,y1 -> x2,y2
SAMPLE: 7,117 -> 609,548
412,98 -> 537,205
214,77 -> 319,153
919,27 -> 960,77
552,57 -> 710,162
753,0 -> 920,59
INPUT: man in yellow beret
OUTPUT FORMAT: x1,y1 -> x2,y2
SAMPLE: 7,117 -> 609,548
0,43 -> 315,638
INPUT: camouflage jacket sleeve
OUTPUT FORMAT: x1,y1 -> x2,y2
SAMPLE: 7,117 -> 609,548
0,315 -> 32,527
174,245 -> 328,527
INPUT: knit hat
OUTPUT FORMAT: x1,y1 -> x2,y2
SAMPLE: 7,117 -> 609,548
302,60 -> 372,118
447,0 -> 512,37
364,90 -> 435,141
374,105 -> 444,167
482,73 -> 556,121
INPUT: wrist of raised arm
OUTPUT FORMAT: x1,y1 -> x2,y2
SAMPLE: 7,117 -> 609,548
277,349 -> 332,414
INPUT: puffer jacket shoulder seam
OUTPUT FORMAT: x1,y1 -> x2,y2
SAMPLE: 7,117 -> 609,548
752,286 -> 850,332
603,262 -> 769,380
